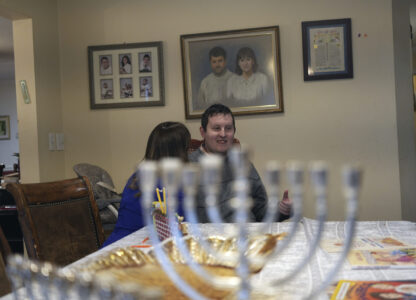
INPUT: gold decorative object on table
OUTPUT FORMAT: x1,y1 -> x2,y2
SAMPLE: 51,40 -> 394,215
99,264 -> 234,299
80,233 -> 286,273
78,233 -> 286,299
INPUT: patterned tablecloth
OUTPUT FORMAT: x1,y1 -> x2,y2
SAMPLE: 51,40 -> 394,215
2,218 -> 416,299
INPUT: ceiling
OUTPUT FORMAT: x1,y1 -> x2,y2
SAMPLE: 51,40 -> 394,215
0,16 -> 14,80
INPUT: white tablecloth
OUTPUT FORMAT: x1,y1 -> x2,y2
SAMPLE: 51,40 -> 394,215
69,218 -> 416,298
3,218 -> 416,299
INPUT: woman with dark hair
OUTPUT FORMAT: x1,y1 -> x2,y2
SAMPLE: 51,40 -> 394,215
226,47 -> 268,101
119,55 -> 132,74
102,121 -> 190,247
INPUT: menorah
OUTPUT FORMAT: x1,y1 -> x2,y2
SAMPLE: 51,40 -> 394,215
6,253 -> 161,299
5,146 -> 362,299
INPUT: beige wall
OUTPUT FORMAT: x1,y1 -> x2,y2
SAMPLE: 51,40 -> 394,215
56,0 -> 414,221
0,0 -> 65,183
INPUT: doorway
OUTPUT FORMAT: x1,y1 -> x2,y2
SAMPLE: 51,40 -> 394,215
0,16 -> 19,179
0,8 -> 40,183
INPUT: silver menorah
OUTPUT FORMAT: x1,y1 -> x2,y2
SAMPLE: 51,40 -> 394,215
5,146 -> 362,299
6,253 -> 162,300
137,145 -> 362,300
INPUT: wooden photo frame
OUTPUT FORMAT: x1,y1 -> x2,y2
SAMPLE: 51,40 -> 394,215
181,26 -> 284,119
0,116 -> 10,140
88,42 -> 164,109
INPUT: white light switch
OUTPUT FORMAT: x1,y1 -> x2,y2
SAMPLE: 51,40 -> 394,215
48,133 -> 56,151
56,133 -> 64,151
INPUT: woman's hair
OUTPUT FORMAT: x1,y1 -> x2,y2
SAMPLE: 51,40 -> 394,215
144,121 -> 190,162
235,47 -> 258,75
121,55 -> 131,66
129,122 -> 190,191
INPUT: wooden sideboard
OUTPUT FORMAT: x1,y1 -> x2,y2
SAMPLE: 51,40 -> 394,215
0,189 -> 23,254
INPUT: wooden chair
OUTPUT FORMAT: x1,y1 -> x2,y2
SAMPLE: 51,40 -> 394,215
6,177 -> 105,266
188,138 -> 240,153
0,226 -> 11,296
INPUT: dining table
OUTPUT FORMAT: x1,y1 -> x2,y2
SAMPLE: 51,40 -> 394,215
2,217 -> 416,299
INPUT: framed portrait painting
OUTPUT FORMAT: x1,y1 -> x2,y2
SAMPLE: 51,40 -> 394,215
88,42 -> 164,109
180,26 -> 284,119
413,75 -> 416,111
0,116 -> 10,140
302,18 -> 353,81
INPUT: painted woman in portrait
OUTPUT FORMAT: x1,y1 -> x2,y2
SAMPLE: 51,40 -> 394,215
226,47 -> 268,102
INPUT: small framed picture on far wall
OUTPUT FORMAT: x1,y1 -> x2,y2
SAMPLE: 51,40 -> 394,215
0,116 -> 10,140
88,41 -> 164,109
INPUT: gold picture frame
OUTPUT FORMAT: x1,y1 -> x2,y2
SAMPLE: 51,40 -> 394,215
180,26 -> 284,119
413,74 -> 416,111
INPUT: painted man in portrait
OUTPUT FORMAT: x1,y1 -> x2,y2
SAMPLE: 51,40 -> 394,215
198,46 -> 233,106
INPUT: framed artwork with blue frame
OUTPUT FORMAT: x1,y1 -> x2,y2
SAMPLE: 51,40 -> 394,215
302,18 -> 353,81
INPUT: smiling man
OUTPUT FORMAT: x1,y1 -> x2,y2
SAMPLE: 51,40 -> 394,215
197,47 -> 233,106
189,104 -> 291,223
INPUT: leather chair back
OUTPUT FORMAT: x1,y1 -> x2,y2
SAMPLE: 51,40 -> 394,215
6,177 -> 104,266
